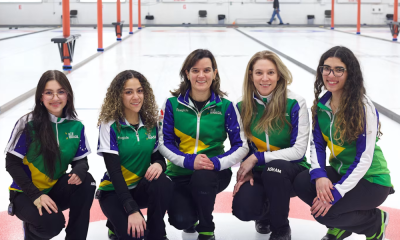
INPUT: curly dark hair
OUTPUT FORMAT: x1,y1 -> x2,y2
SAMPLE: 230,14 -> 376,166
312,46 -> 382,145
98,70 -> 158,132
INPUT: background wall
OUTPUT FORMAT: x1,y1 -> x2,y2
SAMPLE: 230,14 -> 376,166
0,0 -> 399,25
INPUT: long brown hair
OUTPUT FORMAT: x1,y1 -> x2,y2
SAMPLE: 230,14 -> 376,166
311,46 -> 382,145
241,51 -> 292,139
97,70 -> 158,132
13,70 -> 77,180
170,49 -> 227,97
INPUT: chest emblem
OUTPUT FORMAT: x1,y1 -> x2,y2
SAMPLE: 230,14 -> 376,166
65,132 -> 79,139
176,108 -> 189,113
209,109 -> 222,115
118,136 -> 129,140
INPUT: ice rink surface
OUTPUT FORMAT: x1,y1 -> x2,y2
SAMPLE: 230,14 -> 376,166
0,26 -> 399,239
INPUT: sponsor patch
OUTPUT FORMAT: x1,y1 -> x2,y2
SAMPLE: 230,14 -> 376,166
267,167 -> 281,174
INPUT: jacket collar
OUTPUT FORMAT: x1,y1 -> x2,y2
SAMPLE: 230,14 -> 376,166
253,92 -> 273,106
119,115 -> 145,129
48,112 -> 70,124
317,91 -> 333,112
177,87 -> 222,108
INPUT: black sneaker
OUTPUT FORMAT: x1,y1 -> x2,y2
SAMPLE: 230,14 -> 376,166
108,229 -> 118,240
197,233 -> 215,240
368,210 -> 389,240
183,224 -> 197,233
255,219 -> 271,234
322,228 -> 352,240
267,22 -> 272,25
279,23 -> 284,25
270,227 -> 291,240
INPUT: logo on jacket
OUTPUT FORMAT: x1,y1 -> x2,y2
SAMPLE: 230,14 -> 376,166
266,167 -> 281,174
118,136 -> 129,140
176,108 -> 189,113
66,132 -> 79,139
209,109 -> 222,115
146,134 -> 156,140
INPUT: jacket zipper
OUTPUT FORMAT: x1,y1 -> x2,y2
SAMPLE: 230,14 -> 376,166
179,100 -> 213,154
328,110 -> 343,174
265,132 -> 270,151
56,121 -> 60,146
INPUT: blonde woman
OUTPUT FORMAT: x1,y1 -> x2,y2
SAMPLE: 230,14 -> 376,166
232,51 -> 310,240
97,70 -> 172,240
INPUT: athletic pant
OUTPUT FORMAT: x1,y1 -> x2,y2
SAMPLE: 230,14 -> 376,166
293,167 -> 390,237
99,173 -> 173,240
168,169 -> 232,233
232,160 -> 306,232
11,173 -> 96,240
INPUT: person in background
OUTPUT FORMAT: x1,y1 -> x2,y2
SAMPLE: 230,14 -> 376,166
267,0 -> 284,25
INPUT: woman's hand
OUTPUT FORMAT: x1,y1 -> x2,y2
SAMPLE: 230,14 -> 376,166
145,163 -> 163,181
315,177 -> 335,204
68,173 -> 82,185
233,171 -> 254,197
311,197 -> 332,218
194,154 -> 214,170
34,194 -> 58,216
236,154 -> 258,182
127,212 -> 146,238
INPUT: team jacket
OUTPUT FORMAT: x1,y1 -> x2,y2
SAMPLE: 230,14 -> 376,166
238,90 -> 310,171
97,117 -> 158,191
310,91 -> 392,205
5,113 -> 91,194
159,89 -> 249,177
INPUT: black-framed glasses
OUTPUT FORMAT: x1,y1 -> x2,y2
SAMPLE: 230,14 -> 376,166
319,66 -> 347,77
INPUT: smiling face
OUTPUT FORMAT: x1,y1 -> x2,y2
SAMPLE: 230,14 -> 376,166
186,58 -> 218,96
40,80 -> 68,117
322,57 -> 348,95
252,59 -> 280,96
122,78 -> 144,115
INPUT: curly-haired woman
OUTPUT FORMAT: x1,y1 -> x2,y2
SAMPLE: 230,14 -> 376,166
232,51 -> 310,240
5,70 -> 95,239
293,46 -> 393,240
97,70 -> 173,240
159,49 -> 249,240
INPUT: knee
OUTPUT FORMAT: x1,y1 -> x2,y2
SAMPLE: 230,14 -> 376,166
80,172 -> 96,195
293,170 -> 311,197
232,198 -> 253,222
168,213 -> 197,230
190,170 -> 218,190
35,213 -> 65,238
148,173 -> 173,194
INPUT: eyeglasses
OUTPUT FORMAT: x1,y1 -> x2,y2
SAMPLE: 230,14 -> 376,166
42,90 -> 68,100
319,66 -> 347,77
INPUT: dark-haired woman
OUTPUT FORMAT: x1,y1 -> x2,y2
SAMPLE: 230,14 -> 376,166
159,49 -> 249,240
5,70 -> 95,240
97,70 -> 173,240
232,50 -> 310,240
293,46 -> 393,240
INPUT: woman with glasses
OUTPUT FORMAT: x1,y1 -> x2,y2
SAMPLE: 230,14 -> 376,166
232,50 -> 310,240
5,70 -> 95,239
159,49 -> 248,240
294,46 -> 393,240
97,70 -> 173,240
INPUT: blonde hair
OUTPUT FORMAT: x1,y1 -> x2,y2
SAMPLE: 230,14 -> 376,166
241,50 -> 292,138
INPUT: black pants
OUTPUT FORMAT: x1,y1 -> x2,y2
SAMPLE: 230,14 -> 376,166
168,169 -> 232,233
11,173 -> 96,240
232,160 -> 306,232
99,173 -> 173,240
293,167 -> 390,237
